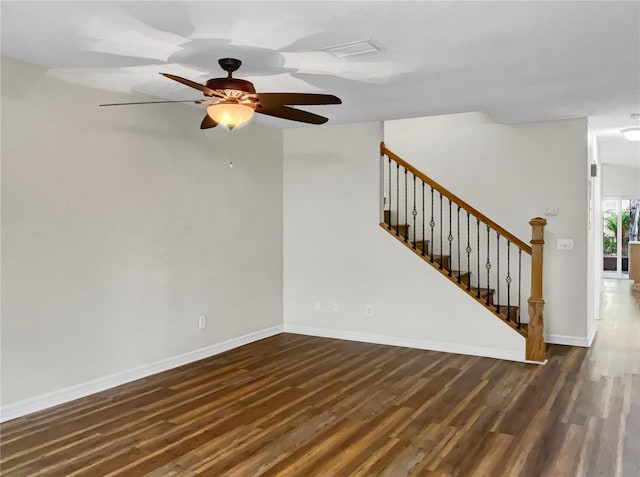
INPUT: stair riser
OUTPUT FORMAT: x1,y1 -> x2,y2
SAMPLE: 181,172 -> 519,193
384,223 -> 410,240
384,224 -> 438,249
470,288 -> 495,306
405,242 -> 453,272
409,240 -> 430,254
409,250 -> 471,287
496,306 -> 519,323
480,293 -> 494,306
433,256 -> 450,270
452,273 -> 471,287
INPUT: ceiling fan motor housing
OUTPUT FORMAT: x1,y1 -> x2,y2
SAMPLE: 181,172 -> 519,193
205,77 -> 256,95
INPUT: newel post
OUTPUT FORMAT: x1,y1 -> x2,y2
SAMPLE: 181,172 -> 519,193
526,217 -> 547,362
380,141 -> 386,225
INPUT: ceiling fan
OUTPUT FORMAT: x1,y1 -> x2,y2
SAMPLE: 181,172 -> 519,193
100,57 -> 342,130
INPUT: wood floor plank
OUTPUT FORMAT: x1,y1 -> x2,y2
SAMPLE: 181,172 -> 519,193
1,278 -> 638,476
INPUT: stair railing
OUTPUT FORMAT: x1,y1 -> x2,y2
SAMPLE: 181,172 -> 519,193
380,142 -> 546,362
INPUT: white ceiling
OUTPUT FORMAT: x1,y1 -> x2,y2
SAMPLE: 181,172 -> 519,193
2,1 -> 639,166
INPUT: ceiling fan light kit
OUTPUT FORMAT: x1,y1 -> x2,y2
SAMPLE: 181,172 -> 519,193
100,57 -> 341,130
206,103 -> 255,130
621,127 -> 640,142
620,127 -> 640,142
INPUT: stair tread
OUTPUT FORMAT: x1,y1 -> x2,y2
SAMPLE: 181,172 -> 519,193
407,240 -> 430,247
387,226 -> 410,231
384,225 -> 412,243
495,304 -> 520,324
470,287 -> 495,295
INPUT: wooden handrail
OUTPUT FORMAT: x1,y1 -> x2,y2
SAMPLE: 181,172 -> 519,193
381,142 -> 532,255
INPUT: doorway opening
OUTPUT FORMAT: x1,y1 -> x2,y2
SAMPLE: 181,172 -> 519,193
602,197 -> 639,277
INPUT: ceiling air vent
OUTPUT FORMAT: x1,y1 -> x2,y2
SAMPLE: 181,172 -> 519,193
323,40 -> 382,58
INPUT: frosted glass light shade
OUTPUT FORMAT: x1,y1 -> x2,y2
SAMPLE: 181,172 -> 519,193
207,103 -> 254,130
621,127 -> 640,142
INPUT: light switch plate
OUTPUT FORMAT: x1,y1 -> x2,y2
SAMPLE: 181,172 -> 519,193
557,239 -> 574,250
544,207 -> 559,216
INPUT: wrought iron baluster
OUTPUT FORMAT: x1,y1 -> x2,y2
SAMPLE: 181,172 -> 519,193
476,218 -> 480,297
486,225 -> 491,305
457,206 -> 461,283
466,212 -> 471,291
506,241 -> 512,322
518,249 -> 522,328
422,182 -> 426,256
496,233 -> 500,314
404,168 -> 408,242
412,174 -> 417,248
430,188 -> 435,262
439,193 -> 443,270
395,163 -> 399,236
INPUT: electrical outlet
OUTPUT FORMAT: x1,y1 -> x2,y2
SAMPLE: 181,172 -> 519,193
366,305 -> 374,317
314,302 -> 321,312
332,302 -> 340,312
198,315 -> 206,330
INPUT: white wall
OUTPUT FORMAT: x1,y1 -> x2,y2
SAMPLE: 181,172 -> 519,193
587,127 -> 602,340
1,57 -> 283,406
283,121 -> 525,360
384,113 -> 589,341
602,164 -> 640,198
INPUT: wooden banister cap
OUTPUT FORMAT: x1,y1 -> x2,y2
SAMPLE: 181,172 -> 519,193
529,217 -> 547,227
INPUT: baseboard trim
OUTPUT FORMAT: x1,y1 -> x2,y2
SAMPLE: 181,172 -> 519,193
283,324 -> 525,363
587,322 -> 598,346
0,325 -> 283,423
524,359 -> 548,365
544,329 -> 596,348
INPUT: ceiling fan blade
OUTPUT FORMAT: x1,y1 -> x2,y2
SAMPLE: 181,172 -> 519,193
256,93 -> 342,107
200,115 -> 218,129
99,100 -> 204,107
256,105 -> 329,125
160,73 -> 225,99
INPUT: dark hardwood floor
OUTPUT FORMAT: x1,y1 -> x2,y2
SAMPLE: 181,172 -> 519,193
1,279 -> 638,476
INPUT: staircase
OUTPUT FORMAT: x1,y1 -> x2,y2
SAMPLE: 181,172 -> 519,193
380,142 -> 546,362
